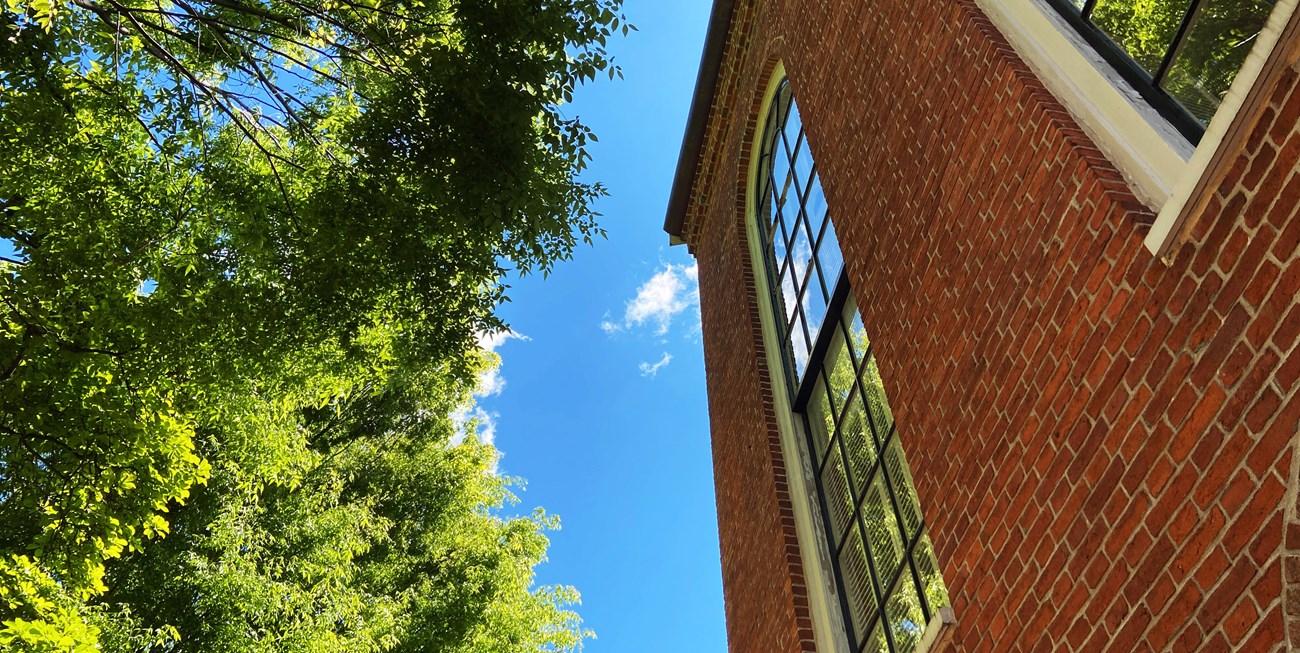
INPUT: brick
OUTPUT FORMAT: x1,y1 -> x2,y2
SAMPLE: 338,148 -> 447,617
1256,139 -> 1300,219
1244,603 -> 1286,652
1221,473 -> 1286,559
1249,397 -> 1300,476
1215,228 -> 1277,316
1244,141 -> 1279,191
1246,387 -> 1285,433
1244,258 -> 1283,309
1278,301 -> 1300,350
1270,84 -> 1300,144
1191,302 -> 1253,388
1200,555 -> 1262,630
1271,193 -> 1300,259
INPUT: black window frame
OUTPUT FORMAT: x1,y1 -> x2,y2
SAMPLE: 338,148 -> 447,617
753,78 -> 950,653
1040,0 -> 1276,143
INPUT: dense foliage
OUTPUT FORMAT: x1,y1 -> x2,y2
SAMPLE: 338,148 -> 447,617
0,0 -> 625,649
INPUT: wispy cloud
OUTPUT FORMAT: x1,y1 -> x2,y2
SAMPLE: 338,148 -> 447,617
474,329 -> 530,397
602,263 -> 699,336
478,329 -> 528,353
451,405 -> 498,447
449,405 -> 501,473
450,329 -> 527,469
639,352 -> 673,378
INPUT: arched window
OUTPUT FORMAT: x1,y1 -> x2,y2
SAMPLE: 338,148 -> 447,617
754,78 -> 952,652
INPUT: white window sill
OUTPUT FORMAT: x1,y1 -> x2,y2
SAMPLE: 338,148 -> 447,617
918,607 -> 958,653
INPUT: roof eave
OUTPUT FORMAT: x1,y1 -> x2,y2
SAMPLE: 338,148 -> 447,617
663,0 -> 736,241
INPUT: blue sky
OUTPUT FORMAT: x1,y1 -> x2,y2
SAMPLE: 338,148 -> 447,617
465,2 -> 726,651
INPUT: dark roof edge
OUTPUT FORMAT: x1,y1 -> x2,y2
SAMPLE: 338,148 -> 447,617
663,0 -> 736,241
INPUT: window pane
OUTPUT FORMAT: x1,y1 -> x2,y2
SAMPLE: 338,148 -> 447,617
773,137 -> 793,207
1159,0 -> 1276,124
792,133 -> 816,198
884,574 -> 928,653
838,521 -> 881,644
789,216 -> 813,294
804,172 -> 828,233
816,216 -> 843,294
862,355 -> 895,441
839,393 -> 877,491
1088,0 -> 1184,74
768,191 -> 789,266
808,376 -> 836,464
913,533 -> 951,614
862,471 -> 905,586
867,619 -> 890,653
883,436 -> 923,542
846,300 -> 869,371
822,444 -> 856,540
779,260 -> 799,324
757,173 -> 774,228
784,98 -> 804,154
826,328 -> 856,416
792,316 -> 811,380
801,268 -> 828,344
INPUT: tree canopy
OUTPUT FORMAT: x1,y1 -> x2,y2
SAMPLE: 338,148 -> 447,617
0,0 -> 626,649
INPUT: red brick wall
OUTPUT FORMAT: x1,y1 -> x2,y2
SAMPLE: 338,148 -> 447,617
682,0 -> 1300,650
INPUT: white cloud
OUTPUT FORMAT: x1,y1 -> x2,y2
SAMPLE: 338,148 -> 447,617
473,329 -> 529,397
604,263 -> 699,336
639,352 -> 673,378
477,329 -> 529,353
449,405 -> 501,473
445,329 -> 527,473
476,367 -> 507,397
450,405 -> 497,446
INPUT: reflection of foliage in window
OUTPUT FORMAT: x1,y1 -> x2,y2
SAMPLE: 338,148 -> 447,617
838,524 -> 879,638
822,453 -> 856,536
862,475 -> 903,590
1161,0 -> 1276,123
885,441 -> 922,538
914,534 -> 952,613
827,329 -> 856,416
885,576 -> 926,652
1079,0 -> 1276,124
863,357 -> 894,437
1091,0 -> 1184,72
809,380 -> 835,460
841,402 -> 877,486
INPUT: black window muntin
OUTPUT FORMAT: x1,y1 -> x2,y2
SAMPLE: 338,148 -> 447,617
754,79 -> 949,653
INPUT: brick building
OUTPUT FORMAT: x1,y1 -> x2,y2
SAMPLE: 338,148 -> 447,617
664,0 -> 1300,650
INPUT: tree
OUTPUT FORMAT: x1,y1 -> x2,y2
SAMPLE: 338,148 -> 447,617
0,0 -> 626,648
96,365 -> 590,653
